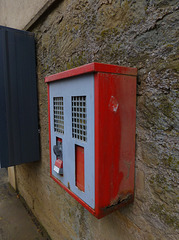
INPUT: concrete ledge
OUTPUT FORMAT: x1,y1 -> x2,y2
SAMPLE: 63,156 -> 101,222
23,0 -> 58,31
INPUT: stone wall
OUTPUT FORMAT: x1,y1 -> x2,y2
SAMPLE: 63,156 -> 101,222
15,0 -> 179,239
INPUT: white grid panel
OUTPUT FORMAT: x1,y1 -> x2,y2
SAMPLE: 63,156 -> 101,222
72,96 -> 87,142
53,97 -> 64,134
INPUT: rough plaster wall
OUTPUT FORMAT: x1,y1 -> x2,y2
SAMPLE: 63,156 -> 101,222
16,0 -> 179,239
0,0 -> 49,29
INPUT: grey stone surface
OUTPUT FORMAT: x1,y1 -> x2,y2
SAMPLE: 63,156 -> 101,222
0,168 -> 48,240
14,0 -> 179,239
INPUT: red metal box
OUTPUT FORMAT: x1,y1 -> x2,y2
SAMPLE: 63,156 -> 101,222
45,62 -> 137,218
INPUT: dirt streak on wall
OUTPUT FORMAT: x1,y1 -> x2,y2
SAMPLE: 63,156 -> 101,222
16,0 -> 179,239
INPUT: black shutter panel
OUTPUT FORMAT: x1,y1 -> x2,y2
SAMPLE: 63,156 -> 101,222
0,26 -> 40,168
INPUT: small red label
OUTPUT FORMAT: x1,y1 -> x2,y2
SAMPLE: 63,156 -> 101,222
55,159 -> 63,169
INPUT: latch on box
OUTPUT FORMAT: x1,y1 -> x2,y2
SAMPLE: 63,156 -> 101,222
53,138 -> 63,175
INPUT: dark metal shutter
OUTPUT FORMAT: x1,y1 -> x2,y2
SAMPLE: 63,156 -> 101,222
0,26 -> 40,168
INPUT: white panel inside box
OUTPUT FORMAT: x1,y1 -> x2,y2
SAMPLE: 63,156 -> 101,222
49,74 -> 95,209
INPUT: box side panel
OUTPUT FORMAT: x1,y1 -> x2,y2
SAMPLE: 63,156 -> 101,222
95,72 -> 136,216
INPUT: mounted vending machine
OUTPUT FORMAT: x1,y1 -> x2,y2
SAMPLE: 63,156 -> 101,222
45,63 -> 137,218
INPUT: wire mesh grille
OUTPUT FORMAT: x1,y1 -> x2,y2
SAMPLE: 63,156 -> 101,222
53,97 -> 64,134
72,96 -> 87,142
